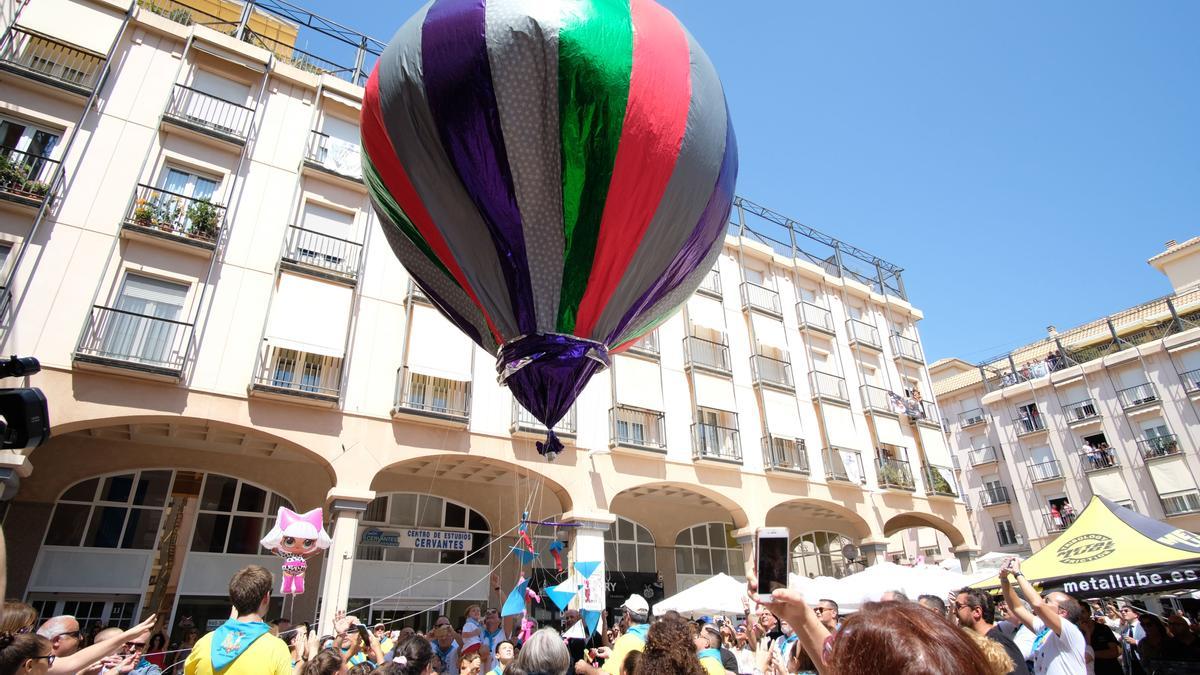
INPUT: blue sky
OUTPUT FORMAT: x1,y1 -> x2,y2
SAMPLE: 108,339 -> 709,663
303,0 -> 1200,363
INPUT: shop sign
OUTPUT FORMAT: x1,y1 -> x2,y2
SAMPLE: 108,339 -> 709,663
360,528 -> 474,551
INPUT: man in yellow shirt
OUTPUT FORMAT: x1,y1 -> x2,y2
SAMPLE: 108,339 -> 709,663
695,624 -> 727,675
184,565 -> 292,675
599,595 -> 649,675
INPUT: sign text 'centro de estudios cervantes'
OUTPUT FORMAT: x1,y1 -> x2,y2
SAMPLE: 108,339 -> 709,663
360,528 -> 474,551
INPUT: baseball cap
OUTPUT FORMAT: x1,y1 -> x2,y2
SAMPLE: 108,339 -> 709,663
621,594 -> 649,615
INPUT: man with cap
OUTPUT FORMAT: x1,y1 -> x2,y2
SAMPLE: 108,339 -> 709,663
598,594 -> 649,675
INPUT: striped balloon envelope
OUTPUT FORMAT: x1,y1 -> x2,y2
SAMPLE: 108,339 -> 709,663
361,0 -> 737,459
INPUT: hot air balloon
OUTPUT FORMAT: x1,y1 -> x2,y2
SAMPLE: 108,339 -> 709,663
361,0 -> 737,459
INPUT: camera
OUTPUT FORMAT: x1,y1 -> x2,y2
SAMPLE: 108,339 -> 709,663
0,355 -> 50,501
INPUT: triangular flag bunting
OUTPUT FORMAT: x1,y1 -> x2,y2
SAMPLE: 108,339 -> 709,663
573,560 -> 601,580
563,619 -> 586,640
581,609 -> 602,636
501,579 -> 529,617
511,546 -> 538,565
545,578 -> 577,611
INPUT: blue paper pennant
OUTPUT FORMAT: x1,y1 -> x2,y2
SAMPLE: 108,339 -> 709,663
501,579 -> 529,617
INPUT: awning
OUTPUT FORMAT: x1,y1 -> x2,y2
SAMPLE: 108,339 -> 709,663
267,273 -> 351,357
687,296 -> 725,332
972,496 -> 1200,596
407,303 -> 474,381
614,354 -> 663,410
762,388 -> 802,436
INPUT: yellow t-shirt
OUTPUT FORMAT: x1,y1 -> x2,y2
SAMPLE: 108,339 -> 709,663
184,630 -> 292,675
699,654 -> 725,675
601,631 -> 646,675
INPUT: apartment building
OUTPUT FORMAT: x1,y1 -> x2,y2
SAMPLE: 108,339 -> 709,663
932,238 -> 1200,558
0,0 -> 973,635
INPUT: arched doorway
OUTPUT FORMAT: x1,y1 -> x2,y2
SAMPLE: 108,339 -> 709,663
882,512 -> 968,565
792,531 -> 855,579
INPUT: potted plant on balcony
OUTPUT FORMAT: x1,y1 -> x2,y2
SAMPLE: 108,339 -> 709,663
186,198 -> 219,240
929,469 -> 954,495
879,463 -> 910,488
0,155 -> 30,195
132,198 -> 155,227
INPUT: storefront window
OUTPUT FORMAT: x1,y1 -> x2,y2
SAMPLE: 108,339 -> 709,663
792,531 -> 853,579
358,493 -> 490,565
43,470 -> 174,550
190,475 -> 292,554
674,522 -> 742,576
604,516 -> 655,572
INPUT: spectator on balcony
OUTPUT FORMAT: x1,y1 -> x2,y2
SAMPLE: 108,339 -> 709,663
1051,505 -> 1063,531
1098,443 -> 1115,467
1061,503 -> 1076,526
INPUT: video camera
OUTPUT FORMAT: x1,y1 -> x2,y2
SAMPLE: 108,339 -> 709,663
0,355 -> 50,500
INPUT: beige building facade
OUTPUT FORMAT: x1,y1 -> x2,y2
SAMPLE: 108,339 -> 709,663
0,0 -> 973,636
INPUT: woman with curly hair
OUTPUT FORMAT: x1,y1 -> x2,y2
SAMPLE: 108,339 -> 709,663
633,617 -> 704,675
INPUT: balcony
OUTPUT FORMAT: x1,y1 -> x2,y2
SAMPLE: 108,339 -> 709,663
1181,369 -> 1200,397
876,457 -> 915,491
968,445 -> 1001,466
923,465 -> 958,497
609,405 -> 666,452
1161,490 -> 1200,517
860,384 -> 897,416
74,305 -> 193,379
406,279 -> 431,306
121,184 -> 224,252
740,281 -> 782,316
696,268 -> 721,298
823,446 -> 865,485
1117,383 -> 1159,411
1044,513 -> 1070,535
959,407 -> 987,428
281,226 -> 363,284
251,343 -> 342,404
763,436 -> 809,474
750,354 -> 793,390
1062,398 -> 1101,425
691,423 -> 741,464
304,129 -> 363,182
890,333 -> 923,363
625,331 -> 659,358
1138,435 -> 1181,462
512,401 -> 577,438
846,318 -> 882,350
1080,448 -> 1120,473
163,84 -> 255,144
1029,459 -> 1064,483
683,335 -> 731,374
912,400 -> 942,428
979,486 -> 1012,508
393,367 -> 471,425
1014,412 -> 1047,436
810,371 -> 849,404
0,26 -> 105,96
0,146 -> 60,208
796,301 -> 835,335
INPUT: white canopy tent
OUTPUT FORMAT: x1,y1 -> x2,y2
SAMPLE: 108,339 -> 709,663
652,573 -> 748,619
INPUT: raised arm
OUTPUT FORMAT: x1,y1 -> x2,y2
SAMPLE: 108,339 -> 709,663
1011,559 -> 1063,636
747,570 -> 829,675
999,563 -> 1038,632
50,616 -> 158,675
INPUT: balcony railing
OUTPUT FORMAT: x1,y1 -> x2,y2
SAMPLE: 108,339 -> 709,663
0,146 -> 60,205
305,129 -> 363,181
1062,398 -> 1101,424
124,184 -> 225,245
823,446 -> 865,484
1080,447 -> 1119,473
740,281 -> 781,315
683,335 -> 731,373
691,423 -> 741,463
979,486 -> 1011,507
959,407 -> 987,427
763,436 -> 808,474
796,301 -> 835,334
890,333 -> 923,361
1029,459 -> 1064,483
697,269 -> 722,297
0,26 -> 105,93
626,331 -> 659,356
394,367 -> 470,421
968,445 -> 1000,466
406,279 -> 430,305
914,400 -> 940,426
1138,435 -> 1181,461
282,226 -> 363,281
75,305 -> 193,374
1044,513 -> 1070,534
253,343 -> 343,400
1181,368 -> 1200,395
137,0 -> 240,33
1015,412 -> 1046,435
609,405 -> 666,451
1161,490 -> 1200,517
846,318 -> 881,349
860,384 -> 895,414
750,354 -> 793,388
923,465 -> 958,497
513,401 -> 577,435
164,84 -> 255,141
1117,383 -> 1159,410
810,370 -> 849,402
876,457 -> 915,491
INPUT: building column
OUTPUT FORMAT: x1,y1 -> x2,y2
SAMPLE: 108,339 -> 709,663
317,491 -> 374,634
562,512 -> 615,615
858,540 -> 890,566
953,546 -> 981,573
734,528 -> 756,578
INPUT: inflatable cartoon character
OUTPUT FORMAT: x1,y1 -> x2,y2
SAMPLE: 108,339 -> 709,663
260,507 -> 332,595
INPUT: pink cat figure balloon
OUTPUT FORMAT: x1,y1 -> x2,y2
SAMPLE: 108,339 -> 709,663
260,507 -> 332,595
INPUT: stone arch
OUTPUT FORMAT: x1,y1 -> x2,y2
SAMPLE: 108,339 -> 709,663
609,480 -> 750,538
882,511 -> 968,548
764,498 -> 875,541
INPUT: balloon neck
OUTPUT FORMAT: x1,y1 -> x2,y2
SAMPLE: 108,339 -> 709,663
537,431 -> 563,461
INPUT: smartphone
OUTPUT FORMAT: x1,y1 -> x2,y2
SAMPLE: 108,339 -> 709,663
755,527 -> 790,602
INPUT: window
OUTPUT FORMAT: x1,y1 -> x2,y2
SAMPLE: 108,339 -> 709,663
995,520 -> 1018,547
0,243 -> 11,276
0,117 -> 61,193
161,167 -> 218,201
43,471 -> 174,549
190,475 -> 293,554
1141,419 -> 1170,440
604,516 -> 656,573
358,493 -> 490,565
102,274 -> 188,365
743,268 -> 764,286
674,522 -> 743,576
0,117 -> 61,158
792,531 -> 853,579
797,284 -> 820,305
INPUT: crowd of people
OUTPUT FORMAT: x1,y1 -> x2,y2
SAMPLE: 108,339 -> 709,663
995,351 -> 1070,388
1081,441 -> 1118,470
3,561 -> 1200,675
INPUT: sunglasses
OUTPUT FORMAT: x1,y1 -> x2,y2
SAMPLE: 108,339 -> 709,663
55,631 -> 82,640
31,654 -> 56,665
125,642 -> 147,650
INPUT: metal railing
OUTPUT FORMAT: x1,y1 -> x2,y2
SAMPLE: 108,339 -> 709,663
763,436 -> 808,473
305,129 -> 363,180
1080,448 -> 1120,472
823,446 -> 865,484
253,343 -> 342,398
846,318 -> 881,348
626,331 -> 659,355
916,400 -> 940,425
1161,490 -> 1200,517
890,333 -> 922,361
923,465 -> 958,497
1029,459 -> 1063,482
136,0 -> 240,33
1044,513 -> 1071,534
282,226 -> 363,280
0,146 -> 60,203
1181,368 -> 1200,394
683,335 -> 731,372
406,279 -> 429,304
691,423 -> 741,462
968,445 -> 1000,466
697,269 -> 722,297
76,305 -> 193,372
796,301 -> 835,333
1062,398 -> 1101,423
876,457 -> 915,491
1015,411 -> 1046,435
125,183 -> 225,244
750,354 -> 793,388
1117,383 -> 1159,409
394,367 -> 470,420
513,401 -> 577,435
810,370 -> 848,402
0,26 -> 105,91
860,384 -> 895,414
740,281 -> 781,314
609,405 -> 666,450
164,84 -> 255,140
1138,435 -> 1180,460
959,407 -> 987,427
979,486 -> 1011,507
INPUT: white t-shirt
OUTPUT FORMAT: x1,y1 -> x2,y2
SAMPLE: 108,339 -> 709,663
1028,617 -> 1087,675
461,617 -> 482,649
997,619 -> 1038,660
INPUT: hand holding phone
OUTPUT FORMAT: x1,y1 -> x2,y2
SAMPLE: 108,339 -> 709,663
755,527 -> 790,602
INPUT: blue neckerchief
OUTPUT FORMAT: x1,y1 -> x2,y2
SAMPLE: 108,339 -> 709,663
210,619 -> 270,671
1031,627 -> 1052,652
698,648 -> 723,662
779,634 -> 798,657
626,623 -> 650,642
483,626 -> 504,649
433,640 -> 455,664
